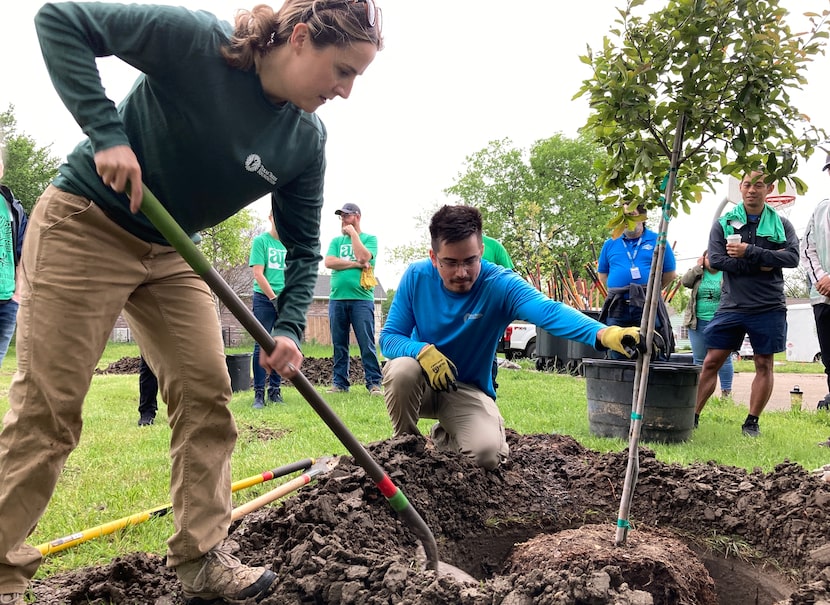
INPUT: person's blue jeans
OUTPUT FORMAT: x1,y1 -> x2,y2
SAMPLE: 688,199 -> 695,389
689,318 -> 733,391
329,299 -> 383,391
252,291 -> 282,391
0,300 -> 19,368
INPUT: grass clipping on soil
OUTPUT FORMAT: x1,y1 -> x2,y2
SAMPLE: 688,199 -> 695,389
31,431 -> 830,604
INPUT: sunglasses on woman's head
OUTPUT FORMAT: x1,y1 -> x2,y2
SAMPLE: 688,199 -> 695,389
303,0 -> 382,31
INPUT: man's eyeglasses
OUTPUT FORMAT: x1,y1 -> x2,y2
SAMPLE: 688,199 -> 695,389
437,256 -> 481,271
303,0 -> 382,31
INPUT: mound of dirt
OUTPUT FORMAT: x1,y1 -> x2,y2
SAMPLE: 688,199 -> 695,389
29,432 -> 830,604
505,525 -> 717,605
94,356 -> 368,388
94,356 -> 143,375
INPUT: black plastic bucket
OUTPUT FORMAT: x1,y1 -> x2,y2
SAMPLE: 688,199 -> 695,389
225,353 -> 252,392
583,358 -> 701,443
536,328 -> 567,359
536,328 -> 568,372
565,310 -> 605,375
669,353 -> 695,365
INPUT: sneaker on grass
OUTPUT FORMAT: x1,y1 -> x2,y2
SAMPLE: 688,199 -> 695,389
176,541 -> 276,604
741,420 -> 761,438
267,387 -> 284,404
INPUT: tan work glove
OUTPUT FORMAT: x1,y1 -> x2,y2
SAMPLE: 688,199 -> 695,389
599,326 -> 641,358
416,345 -> 458,392
360,265 -> 378,290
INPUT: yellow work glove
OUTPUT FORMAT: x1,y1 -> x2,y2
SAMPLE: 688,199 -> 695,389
360,265 -> 378,290
416,345 -> 458,392
599,326 -> 641,358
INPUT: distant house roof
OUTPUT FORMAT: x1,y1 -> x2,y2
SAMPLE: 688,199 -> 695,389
312,274 -> 386,301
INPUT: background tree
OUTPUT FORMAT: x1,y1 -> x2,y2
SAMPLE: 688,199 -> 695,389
0,105 -> 61,210
444,134 -> 615,289
528,134 -> 617,283
784,266 -> 810,299
199,209 -> 261,321
385,203 -> 437,271
380,288 -> 395,324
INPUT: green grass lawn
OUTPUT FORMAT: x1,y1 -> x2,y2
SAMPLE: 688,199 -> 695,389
0,342 -> 828,578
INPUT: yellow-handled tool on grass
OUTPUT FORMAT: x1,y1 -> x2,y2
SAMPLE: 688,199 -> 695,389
36,457 -> 316,556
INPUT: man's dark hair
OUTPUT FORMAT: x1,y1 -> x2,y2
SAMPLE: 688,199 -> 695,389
429,205 -> 482,251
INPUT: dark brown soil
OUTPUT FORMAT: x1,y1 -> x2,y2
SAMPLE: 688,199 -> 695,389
94,356 -> 144,375
96,356 -> 368,388
28,429 -> 830,605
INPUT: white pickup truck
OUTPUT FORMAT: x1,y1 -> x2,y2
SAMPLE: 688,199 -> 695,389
497,321 -> 537,360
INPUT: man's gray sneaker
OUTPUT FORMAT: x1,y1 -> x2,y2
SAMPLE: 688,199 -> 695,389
0,593 -> 22,605
252,389 -> 265,410
176,541 -> 276,604
741,420 -> 761,438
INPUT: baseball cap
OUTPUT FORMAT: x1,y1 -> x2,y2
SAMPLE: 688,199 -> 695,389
335,203 -> 361,216
823,153 -> 830,172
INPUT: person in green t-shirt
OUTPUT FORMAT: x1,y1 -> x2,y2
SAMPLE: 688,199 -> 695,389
482,234 -> 514,270
0,156 -> 28,369
681,250 -> 734,410
323,203 -> 383,395
249,212 -> 287,409
482,233 -> 514,393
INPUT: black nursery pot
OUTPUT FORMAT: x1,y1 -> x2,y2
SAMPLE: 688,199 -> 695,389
583,358 -> 701,443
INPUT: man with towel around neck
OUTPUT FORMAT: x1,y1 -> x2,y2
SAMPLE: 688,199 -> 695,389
693,169 -> 799,437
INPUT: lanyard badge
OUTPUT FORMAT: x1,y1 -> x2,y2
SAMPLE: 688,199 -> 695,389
624,237 -> 643,280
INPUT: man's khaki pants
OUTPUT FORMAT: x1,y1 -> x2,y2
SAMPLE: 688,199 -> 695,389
382,357 -> 508,470
0,187 -> 236,593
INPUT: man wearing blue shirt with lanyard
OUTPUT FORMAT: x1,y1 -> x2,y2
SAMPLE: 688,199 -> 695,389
597,203 -> 677,359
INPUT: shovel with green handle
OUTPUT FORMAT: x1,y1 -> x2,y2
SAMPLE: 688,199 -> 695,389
138,185 -> 469,578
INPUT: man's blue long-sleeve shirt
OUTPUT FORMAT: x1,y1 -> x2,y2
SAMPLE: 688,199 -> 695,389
380,260 -> 604,398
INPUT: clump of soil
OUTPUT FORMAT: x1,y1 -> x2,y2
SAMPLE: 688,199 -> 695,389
30,431 -> 830,605
283,356 -> 368,388
94,356 -> 143,375
95,356 -> 368,387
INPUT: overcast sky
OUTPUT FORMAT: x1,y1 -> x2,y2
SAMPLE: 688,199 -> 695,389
2,1 -> 829,288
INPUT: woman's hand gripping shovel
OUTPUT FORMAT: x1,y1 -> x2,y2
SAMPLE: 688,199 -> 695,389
139,185 -> 473,582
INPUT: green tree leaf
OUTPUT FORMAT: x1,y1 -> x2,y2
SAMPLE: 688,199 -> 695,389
0,105 -> 61,211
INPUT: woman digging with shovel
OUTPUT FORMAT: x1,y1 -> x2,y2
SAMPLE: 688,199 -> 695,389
0,1 -> 382,604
